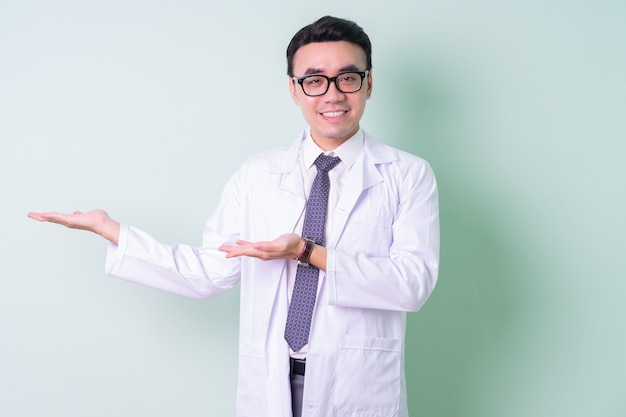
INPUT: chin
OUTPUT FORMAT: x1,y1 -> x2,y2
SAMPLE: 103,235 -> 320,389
322,126 -> 358,139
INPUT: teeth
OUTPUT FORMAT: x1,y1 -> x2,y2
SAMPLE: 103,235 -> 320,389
322,111 -> 346,117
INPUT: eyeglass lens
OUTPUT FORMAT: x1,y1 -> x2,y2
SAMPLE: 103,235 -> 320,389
301,73 -> 364,96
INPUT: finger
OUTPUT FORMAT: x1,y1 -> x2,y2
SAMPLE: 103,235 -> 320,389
27,212 -> 61,222
219,243 -> 246,251
27,212 -> 45,221
252,241 -> 273,251
222,247 -> 254,258
253,240 -> 288,254
29,212 -> 81,228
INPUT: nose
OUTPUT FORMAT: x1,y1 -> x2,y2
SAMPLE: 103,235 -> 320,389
324,80 -> 346,101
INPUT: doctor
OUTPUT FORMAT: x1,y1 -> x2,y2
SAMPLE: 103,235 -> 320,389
29,15 -> 439,417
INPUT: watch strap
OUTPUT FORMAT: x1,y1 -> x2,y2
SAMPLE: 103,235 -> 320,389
296,238 -> 315,266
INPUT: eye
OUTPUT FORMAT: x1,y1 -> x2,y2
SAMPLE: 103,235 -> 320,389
303,76 -> 325,86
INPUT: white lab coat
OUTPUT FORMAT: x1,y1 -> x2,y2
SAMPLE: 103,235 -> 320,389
106,130 -> 439,417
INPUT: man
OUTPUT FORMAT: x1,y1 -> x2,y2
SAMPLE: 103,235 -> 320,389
29,15 -> 439,417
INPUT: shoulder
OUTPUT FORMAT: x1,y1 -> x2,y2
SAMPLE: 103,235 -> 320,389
229,133 -> 302,182
363,131 -> 435,180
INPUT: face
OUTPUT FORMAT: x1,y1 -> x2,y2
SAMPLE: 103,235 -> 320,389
289,41 -> 372,150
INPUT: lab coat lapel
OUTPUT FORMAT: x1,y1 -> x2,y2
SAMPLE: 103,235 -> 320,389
272,134 -> 307,234
327,135 -> 395,248
260,133 -> 306,322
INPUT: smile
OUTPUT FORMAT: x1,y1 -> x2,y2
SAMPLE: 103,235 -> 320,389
320,110 -> 347,117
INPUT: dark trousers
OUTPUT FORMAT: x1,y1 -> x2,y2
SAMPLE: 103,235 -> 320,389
290,359 -> 305,417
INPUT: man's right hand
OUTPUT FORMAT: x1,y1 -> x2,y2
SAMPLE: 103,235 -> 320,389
27,209 -> 121,245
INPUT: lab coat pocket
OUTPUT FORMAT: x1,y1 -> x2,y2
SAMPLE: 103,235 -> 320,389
335,336 -> 401,417
343,214 -> 393,256
236,343 -> 268,417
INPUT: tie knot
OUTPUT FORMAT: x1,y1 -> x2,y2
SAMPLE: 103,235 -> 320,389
314,154 -> 341,173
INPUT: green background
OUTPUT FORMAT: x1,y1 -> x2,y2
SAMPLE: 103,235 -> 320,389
1,1 -> 624,416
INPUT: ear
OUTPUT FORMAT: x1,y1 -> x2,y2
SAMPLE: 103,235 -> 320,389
365,69 -> 373,99
289,76 -> 301,105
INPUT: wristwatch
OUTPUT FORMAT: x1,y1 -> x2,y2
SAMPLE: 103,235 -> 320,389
296,238 -> 315,266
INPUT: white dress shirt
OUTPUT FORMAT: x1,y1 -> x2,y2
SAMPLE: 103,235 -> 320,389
287,129 -> 364,358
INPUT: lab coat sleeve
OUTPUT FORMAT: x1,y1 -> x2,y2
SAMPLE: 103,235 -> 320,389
326,159 -> 440,312
104,171 -> 244,299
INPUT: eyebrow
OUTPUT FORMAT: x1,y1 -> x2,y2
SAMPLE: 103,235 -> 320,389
303,64 -> 363,76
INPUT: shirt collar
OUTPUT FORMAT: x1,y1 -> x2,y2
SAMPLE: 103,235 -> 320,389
302,129 -> 364,170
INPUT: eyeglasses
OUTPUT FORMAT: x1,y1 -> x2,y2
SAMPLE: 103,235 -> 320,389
292,70 -> 369,97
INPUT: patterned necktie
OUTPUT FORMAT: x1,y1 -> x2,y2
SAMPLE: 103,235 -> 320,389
284,154 -> 341,352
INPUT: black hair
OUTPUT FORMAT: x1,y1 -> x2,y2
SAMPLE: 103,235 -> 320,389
286,16 -> 372,76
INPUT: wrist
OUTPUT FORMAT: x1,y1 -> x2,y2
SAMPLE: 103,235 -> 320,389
295,237 -> 315,266
99,219 -> 121,245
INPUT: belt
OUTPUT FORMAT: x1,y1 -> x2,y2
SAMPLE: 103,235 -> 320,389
290,358 -> 306,376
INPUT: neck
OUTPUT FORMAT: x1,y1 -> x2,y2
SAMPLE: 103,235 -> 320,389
311,128 -> 359,151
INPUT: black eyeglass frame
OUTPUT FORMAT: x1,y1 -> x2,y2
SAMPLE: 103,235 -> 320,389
292,70 -> 370,97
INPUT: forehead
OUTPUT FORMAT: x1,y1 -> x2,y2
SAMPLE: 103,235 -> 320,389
292,41 -> 367,75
